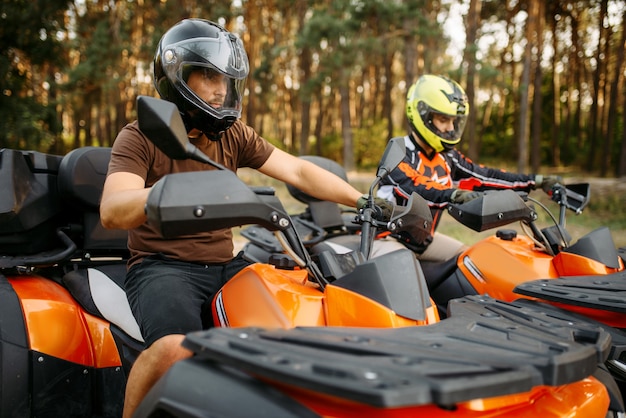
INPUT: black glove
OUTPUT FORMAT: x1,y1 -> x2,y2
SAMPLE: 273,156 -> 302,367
357,195 -> 394,222
450,189 -> 482,204
534,174 -> 563,193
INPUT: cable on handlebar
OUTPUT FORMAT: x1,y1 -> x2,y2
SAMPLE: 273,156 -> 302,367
274,231 -> 306,268
525,196 -> 570,255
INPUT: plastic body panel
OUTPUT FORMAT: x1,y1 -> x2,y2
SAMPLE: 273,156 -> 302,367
458,235 -> 556,299
9,275 -> 121,367
0,273 -> 30,416
30,351 -> 125,417
213,264 -> 325,328
213,253 -> 439,329
2,273 -> 126,416
324,284 -> 438,327
454,233 -> 622,303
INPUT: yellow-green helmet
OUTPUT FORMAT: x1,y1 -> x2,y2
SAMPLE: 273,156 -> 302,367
406,75 -> 469,152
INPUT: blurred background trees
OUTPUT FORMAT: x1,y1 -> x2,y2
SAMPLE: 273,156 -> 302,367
1,0 -> 625,175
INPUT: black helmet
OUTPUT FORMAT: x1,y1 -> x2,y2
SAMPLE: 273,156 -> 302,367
153,19 -> 249,139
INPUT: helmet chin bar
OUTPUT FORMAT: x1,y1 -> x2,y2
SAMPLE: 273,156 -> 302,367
424,113 -> 462,150
183,110 -> 236,141
441,141 -> 456,151
436,127 -> 457,142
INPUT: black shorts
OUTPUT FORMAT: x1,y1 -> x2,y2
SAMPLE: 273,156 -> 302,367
125,252 -> 251,347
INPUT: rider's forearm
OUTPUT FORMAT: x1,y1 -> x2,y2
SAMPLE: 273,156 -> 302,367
100,188 -> 150,230
296,161 -> 363,207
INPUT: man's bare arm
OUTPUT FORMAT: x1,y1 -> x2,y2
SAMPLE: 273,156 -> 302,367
100,171 -> 151,230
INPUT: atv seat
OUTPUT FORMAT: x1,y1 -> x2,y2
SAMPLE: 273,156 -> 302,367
57,146 -> 129,258
63,264 -> 144,343
57,147 -> 143,346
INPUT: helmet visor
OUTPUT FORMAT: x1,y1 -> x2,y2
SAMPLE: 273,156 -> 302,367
418,100 -> 467,146
178,63 -> 245,116
430,111 -> 467,142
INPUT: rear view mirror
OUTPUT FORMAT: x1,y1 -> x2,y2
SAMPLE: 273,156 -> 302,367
136,96 -> 226,170
376,137 -> 405,180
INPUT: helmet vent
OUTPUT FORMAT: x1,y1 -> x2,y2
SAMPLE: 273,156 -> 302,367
164,49 -> 175,64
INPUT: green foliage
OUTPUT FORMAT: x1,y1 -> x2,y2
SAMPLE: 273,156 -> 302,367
0,0 -> 71,150
65,18 -> 123,89
588,194 -> 626,229
258,133 -> 288,152
0,0 -> 70,65
319,132 -> 345,163
478,130 -> 516,161
1,95 -> 58,150
353,121 -> 395,169
1,0 -> 624,179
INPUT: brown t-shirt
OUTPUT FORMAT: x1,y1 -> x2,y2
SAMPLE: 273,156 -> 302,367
107,119 -> 275,267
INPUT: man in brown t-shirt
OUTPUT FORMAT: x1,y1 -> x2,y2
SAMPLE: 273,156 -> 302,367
100,19 -> 370,417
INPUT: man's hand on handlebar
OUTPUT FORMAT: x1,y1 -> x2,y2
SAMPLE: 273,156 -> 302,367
534,174 -> 563,194
450,189 -> 482,204
357,195 -> 394,222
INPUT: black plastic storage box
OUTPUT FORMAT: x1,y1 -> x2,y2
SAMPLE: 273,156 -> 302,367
0,149 -> 64,255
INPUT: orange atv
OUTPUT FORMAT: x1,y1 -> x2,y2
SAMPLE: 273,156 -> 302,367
260,172 -> 626,406
425,184 -> 624,319
1,96 -> 616,417
419,186 -> 626,396
239,150 -> 626,409
130,96 -> 615,417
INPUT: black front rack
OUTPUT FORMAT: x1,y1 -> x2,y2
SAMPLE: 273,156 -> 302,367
183,295 -> 609,408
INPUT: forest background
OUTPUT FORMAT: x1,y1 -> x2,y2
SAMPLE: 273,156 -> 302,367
2,0 -> 626,246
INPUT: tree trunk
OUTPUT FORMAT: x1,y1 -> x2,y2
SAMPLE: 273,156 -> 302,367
586,0 -> 608,172
314,89 -> 324,156
73,110 -> 82,150
615,8 -> 626,176
530,0 -> 545,173
602,2 -> 622,176
550,12 -> 561,167
614,75 -> 626,175
383,51 -> 394,140
516,0 -> 537,173
243,5 -> 259,128
84,103 -> 93,147
403,14 -> 417,90
340,79 -> 354,171
464,0 -> 481,161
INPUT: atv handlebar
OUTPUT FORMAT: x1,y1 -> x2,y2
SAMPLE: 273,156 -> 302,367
447,182 -> 592,256
550,183 -> 590,215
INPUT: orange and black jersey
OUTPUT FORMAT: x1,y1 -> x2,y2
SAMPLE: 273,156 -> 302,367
377,135 -> 537,232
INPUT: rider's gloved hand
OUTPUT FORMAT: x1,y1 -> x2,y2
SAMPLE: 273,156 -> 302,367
534,174 -> 563,193
357,195 -> 394,222
450,189 -> 482,204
